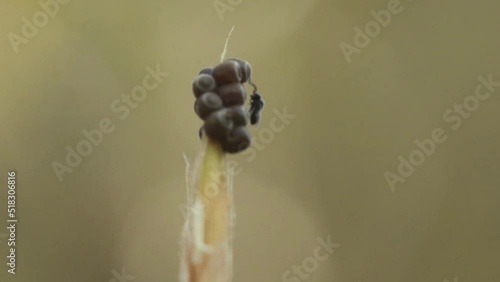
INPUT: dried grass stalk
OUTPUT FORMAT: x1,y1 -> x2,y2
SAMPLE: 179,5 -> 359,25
180,136 -> 234,282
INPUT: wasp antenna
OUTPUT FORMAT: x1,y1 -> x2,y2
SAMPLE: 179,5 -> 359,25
248,77 -> 258,94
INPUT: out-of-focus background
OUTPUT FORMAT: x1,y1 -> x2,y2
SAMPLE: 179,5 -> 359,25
1,0 -> 499,281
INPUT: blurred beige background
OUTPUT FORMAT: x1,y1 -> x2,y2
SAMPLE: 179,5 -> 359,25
0,0 -> 499,281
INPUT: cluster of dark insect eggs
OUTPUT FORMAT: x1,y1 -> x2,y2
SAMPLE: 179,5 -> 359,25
192,58 -> 263,154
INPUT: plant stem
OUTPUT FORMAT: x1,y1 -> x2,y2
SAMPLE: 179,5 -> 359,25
198,136 -> 229,245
